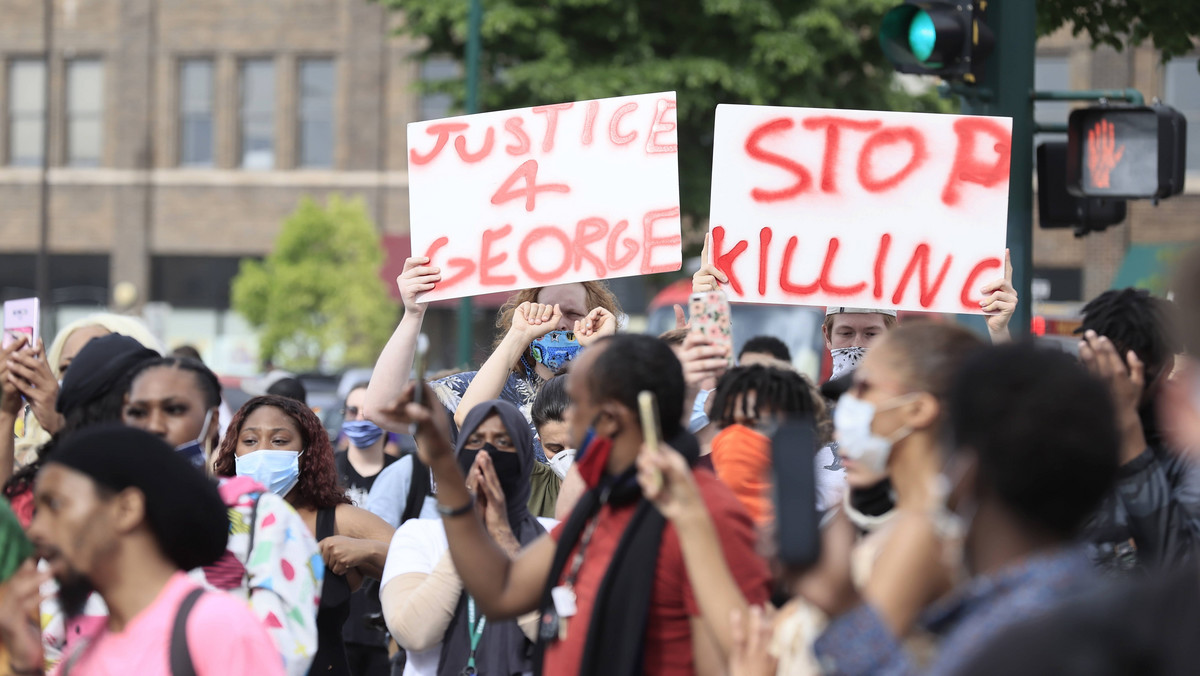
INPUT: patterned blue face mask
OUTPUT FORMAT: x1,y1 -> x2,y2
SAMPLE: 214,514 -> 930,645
529,331 -> 583,371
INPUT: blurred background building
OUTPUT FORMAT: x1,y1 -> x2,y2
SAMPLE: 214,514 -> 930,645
0,0 -> 1195,374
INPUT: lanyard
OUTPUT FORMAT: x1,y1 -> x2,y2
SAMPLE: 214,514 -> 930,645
465,596 -> 488,673
562,486 -> 610,590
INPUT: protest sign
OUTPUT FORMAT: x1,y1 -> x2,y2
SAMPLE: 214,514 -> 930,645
709,104 -> 1011,314
407,92 -> 682,302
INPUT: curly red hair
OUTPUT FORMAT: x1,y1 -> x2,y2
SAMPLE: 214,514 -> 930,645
213,395 -> 350,510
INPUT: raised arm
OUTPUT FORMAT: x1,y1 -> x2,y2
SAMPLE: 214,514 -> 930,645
365,257 -> 441,432
379,379 -> 555,619
0,335 -> 29,486
982,249 -> 1018,345
693,231 -> 729,293
453,301 -> 559,429
638,445 -> 748,660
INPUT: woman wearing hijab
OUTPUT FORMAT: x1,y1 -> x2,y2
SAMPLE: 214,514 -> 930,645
380,400 -> 554,676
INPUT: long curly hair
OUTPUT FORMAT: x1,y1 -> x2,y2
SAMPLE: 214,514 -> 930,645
212,395 -> 350,510
493,281 -> 623,374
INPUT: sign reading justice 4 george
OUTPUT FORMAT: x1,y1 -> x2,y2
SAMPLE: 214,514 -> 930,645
709,105 -> 1011,314
407,91 -> 683,302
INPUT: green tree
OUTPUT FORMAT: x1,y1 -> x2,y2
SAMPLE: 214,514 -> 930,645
388,0 -> 949,226
1039,0 -> 1200,67
232,195 -> 398,371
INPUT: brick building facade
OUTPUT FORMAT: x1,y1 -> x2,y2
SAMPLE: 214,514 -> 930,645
0,4 -> 1194,366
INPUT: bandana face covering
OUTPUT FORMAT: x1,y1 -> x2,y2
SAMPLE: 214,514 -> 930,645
574,423 -> 614,490
530,331 -> 584,371
830,346 -> 867,380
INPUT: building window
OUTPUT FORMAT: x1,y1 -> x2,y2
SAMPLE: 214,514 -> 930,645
240,59 -> 275,169
298,58 -> 334,167
66,59 -> 104,167
419,57 -> 459,121
1164,57 -> 1200,174
1034,56 -> 1070,148
8,60 -> 45,167
179,59 -> 214,167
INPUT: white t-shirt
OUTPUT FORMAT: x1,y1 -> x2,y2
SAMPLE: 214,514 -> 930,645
380,518 -> 557,676
815,443 -> 847,512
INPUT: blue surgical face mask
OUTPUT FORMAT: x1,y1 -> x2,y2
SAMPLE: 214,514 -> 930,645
530,331 -> 583,372
235,450 -> 304,497
342,419 -> 384,449
175,408 -> 215,470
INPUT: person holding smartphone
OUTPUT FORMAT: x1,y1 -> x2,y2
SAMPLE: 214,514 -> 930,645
638,322 -> 986,675
373,333 -> 771,676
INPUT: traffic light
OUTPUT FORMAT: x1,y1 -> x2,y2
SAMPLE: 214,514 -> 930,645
879,1 -> 995,83
1066,104 -> 1188,200
1037,141 -> 1126,236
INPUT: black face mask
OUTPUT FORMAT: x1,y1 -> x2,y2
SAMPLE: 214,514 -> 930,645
483,443 -> 525,500
849,477 -> 895,518
460,443 -> 525,501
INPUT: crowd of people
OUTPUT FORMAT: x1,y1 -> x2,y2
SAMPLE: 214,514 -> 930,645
2,239 -> 1200,676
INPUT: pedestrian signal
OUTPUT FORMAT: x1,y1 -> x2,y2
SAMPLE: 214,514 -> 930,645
1066,105 -> 1187,200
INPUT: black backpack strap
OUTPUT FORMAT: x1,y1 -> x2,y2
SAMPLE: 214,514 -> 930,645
400,455 -> 431,525
169,587 -> 206,676
245,491 -> 262,555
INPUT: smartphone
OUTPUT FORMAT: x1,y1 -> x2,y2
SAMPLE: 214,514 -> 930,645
689,290 -> 733,365
3,297 -> 39,350
638,390 -> 664,493
0,500 -> 33,583
771,415 -> 821,569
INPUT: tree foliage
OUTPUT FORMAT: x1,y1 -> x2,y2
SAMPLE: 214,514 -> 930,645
1038,0 -> 1200,67
387,0 -> 948,226
232,196 -> 398,371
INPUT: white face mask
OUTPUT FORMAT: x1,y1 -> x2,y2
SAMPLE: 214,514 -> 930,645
547,448 -> 576,480
830,347 -> 867,380
833,393 -> 916,474
235,450 -> 304,497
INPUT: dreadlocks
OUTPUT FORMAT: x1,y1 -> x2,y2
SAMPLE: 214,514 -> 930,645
1078,288 -> 1180,389
709,365 -> 821,431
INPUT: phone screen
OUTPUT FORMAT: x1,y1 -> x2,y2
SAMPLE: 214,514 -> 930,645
3,297 -> 39,350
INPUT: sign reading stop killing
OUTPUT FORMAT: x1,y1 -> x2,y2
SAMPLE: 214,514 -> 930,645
709,105 -> 1012,314
407,92 -> 683,302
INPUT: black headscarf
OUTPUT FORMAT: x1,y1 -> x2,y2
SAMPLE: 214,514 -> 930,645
47,424 -> 228,571
439,399 -> 546,676
56,333 -> 159,414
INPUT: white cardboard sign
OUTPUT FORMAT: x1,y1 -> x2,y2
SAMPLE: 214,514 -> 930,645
709,104 -> 1011,314
407,92 -> 682,302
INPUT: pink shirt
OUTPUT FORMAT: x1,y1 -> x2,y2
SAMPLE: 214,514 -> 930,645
53,572 -> 285,676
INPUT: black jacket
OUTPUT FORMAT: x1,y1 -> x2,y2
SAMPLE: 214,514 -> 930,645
1082,442 -> 1200,574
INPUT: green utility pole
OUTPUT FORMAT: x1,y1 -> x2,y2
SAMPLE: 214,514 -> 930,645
456,0 -> 483,367
957,1 -> 1036,338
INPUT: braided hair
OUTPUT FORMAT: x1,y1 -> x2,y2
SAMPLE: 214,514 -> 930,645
1078,288 -> 1180,389
127,357 -> 223,410
709,365 -> 821,430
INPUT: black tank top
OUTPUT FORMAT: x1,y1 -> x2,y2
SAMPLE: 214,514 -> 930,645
309,507 -> 352,675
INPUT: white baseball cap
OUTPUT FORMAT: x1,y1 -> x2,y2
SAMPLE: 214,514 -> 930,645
825,306 -> 899,317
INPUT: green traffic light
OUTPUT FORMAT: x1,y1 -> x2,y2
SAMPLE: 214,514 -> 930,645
908,9 -> 936,62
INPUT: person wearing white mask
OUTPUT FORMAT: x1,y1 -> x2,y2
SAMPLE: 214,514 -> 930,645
213,394 -> 395,676
634,322 -> 986,675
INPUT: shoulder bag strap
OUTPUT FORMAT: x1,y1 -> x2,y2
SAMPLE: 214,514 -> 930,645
169,587 -> 206,676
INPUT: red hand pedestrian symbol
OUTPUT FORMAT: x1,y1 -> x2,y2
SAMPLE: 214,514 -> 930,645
1087,119 -> 1124,189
